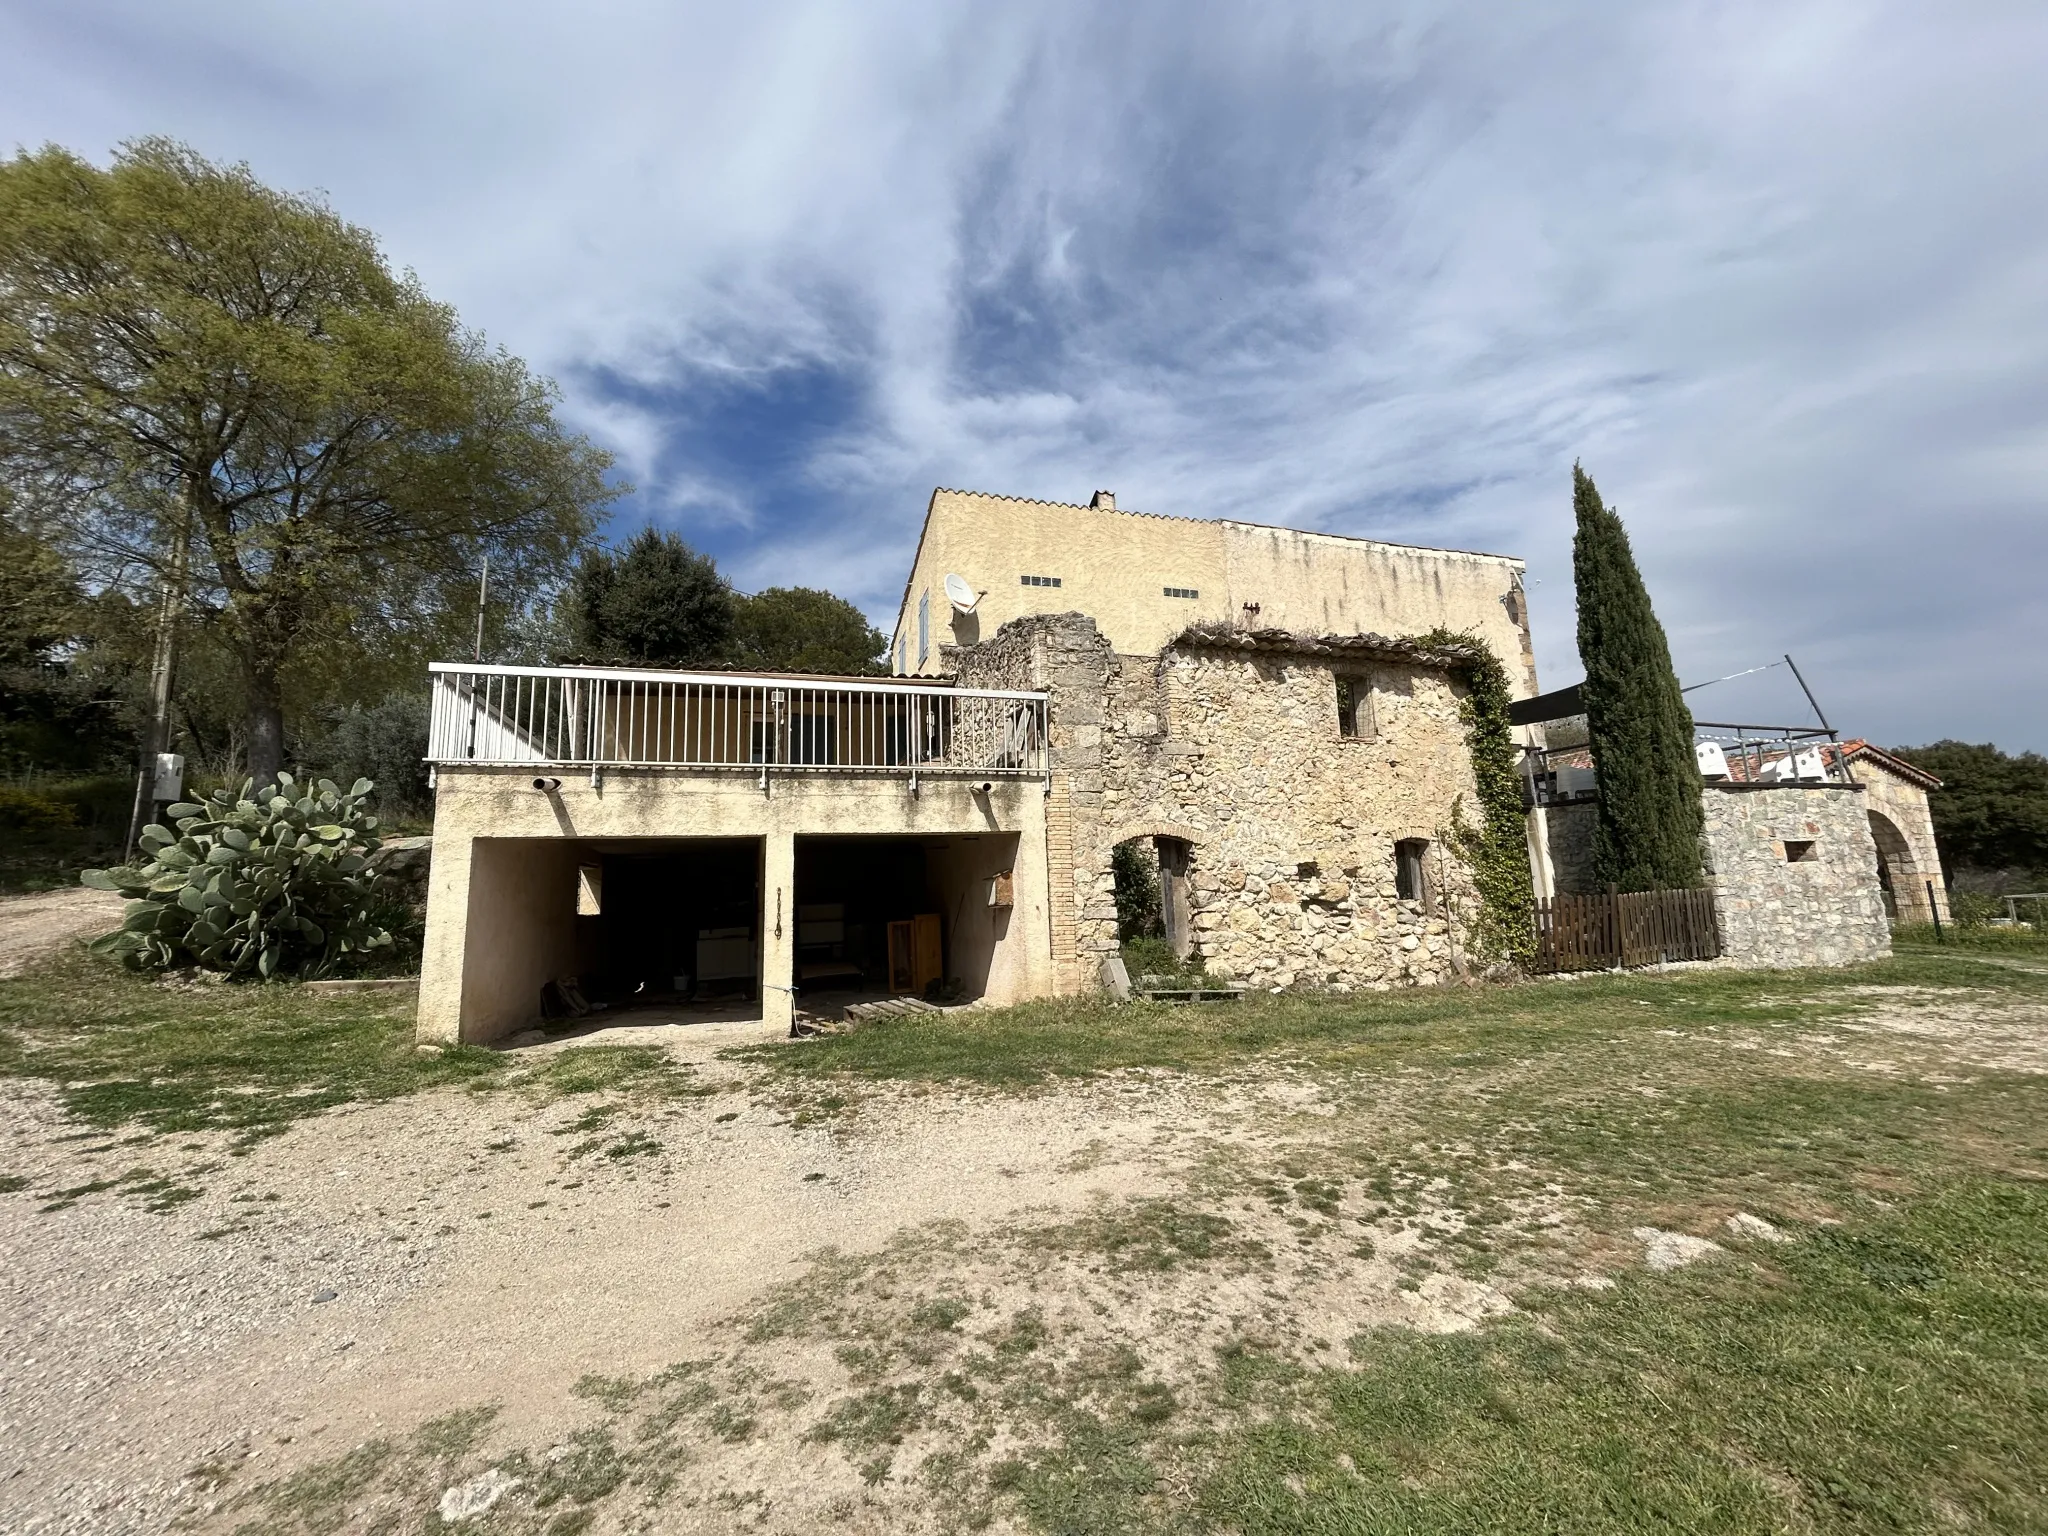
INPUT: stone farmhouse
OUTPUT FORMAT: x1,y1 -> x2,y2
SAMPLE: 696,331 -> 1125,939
417,489 -> 1539,1044
414,486 -> 1918,1046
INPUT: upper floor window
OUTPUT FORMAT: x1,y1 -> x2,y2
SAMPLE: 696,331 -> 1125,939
917,591 -> 930,667
1336,676 -> 1378,740
1020,574 -> 1062,587
1163,586 -> 1199,599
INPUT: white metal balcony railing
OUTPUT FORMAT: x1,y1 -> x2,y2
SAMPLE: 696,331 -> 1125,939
1521,723 -> 1856,807
426,663 -> 1048,779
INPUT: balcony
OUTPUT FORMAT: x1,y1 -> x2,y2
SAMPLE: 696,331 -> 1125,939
426,663 -> 1048,778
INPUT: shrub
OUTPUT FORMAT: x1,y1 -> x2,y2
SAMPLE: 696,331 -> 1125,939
0,785 -> 76,833
1112,841 -> 1163,942
1947,890 -> 2002,928
81,772 -> 396,978
295,692 -> 432,819
1121,935 -> 1204,982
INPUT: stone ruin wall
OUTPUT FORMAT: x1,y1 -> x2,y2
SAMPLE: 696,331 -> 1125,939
1702,784 -> 1891,968
1546,785 -> 1890,969
956,614 -> 1488,993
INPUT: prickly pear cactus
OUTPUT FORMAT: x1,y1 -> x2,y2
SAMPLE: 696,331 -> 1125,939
82,773 -> 395,978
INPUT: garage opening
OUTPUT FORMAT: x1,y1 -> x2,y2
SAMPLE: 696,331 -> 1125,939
793,834 -> 1018,1016
583,838 -> 762,1007
459,835 -> 765,1040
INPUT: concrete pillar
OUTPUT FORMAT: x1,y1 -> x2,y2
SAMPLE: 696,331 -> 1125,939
762,830 -> 796,1033
1526,806 -> 1557,900
416,833 -> 472,1045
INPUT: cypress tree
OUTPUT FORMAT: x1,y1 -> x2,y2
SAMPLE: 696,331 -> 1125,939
1571,464 -> 1704,890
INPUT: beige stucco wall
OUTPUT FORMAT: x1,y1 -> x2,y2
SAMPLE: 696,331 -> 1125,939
419,769 -> 1052,1044
1218,522 -> 1537,696
893,489 -> 1535,696
925,832 -> 1027,998
896,490 -> 1230,670
432,838 -> 585,1047
1853,759 -> 1950,923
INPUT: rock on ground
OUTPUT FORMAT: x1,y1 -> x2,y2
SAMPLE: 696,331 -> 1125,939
1725,1211 -> 1790,1243
1632,1226 -> 1724,1272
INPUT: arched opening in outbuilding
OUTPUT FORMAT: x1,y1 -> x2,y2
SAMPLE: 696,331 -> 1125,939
1868,808 -> 1920,922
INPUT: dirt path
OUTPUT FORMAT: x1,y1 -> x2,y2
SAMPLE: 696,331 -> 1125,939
4,983 -> 2041,1535
0,887 -> 124,979
0,1020 -> 1208,1535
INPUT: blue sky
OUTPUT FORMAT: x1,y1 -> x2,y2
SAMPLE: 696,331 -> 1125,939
5,1 -> 2045,746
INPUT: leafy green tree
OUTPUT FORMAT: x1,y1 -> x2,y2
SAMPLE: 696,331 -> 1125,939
1572,463 -> 1703,890
568,528 -> 734,667
733,586 -> 887,675
0,504 -> 133,773
0,139 -> 617,786
1888,741 -> 2048,879
297,691 -> 433,820
0,502 -> 79,667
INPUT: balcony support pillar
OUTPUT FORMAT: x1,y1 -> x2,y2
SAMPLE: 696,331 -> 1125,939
761,830 -> 796,1034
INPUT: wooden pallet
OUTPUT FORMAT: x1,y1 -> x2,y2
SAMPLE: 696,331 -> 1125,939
844,996 -> 945,1024
790,995 -> 947,1038
1133,986 -> 1245,1004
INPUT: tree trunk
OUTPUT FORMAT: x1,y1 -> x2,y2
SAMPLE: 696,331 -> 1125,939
245,668 -> 286,791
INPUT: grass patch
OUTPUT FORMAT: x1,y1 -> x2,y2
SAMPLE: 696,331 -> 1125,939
737,949 -> 2048,1093
0,951 -> 697,1153
1028,1197 -> 1265,1272
1198,1178 -> 2048,1534
1894,924 -> 2048,962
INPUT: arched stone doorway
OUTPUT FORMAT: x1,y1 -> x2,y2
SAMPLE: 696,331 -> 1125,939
1868,809 -> 1924,922
1109,831 -> 1199,963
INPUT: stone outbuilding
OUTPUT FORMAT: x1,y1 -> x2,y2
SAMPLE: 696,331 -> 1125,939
1841,740 -> 1950,924
1542,775 -> 1895,969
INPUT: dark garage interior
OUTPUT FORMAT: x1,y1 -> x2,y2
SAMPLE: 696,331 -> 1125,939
580,837 -> 761,1005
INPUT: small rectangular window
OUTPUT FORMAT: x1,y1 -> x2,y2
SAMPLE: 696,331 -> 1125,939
1395,839 -> 1429,902
1784,839 -> 1817,863
1163,586 -> 1199,599
1020,574 -> 1063,587
1336,676 -> 1378,740
917,591 -> 930,666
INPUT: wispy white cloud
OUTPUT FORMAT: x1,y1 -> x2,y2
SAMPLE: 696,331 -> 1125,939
3,0 -> 2044,744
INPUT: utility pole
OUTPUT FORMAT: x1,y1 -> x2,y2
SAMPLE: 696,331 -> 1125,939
125,496 -> 193,857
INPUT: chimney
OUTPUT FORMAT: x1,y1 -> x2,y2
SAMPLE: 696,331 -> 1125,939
1090,490 -> 1116,511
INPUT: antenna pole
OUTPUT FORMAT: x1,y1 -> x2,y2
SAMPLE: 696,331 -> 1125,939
473,561 -> 489,667
1783,653 -> 1831,732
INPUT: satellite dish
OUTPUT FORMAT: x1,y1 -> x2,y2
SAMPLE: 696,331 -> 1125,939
944,573 -> 978,613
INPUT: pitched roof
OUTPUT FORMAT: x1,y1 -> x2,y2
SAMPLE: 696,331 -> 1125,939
1840,739 -> 1944,789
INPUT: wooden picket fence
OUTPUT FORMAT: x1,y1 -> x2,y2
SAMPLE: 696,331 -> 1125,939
1533,886 -> 1721,973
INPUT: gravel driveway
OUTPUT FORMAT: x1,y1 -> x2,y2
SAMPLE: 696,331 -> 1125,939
0,888 -> 124,979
